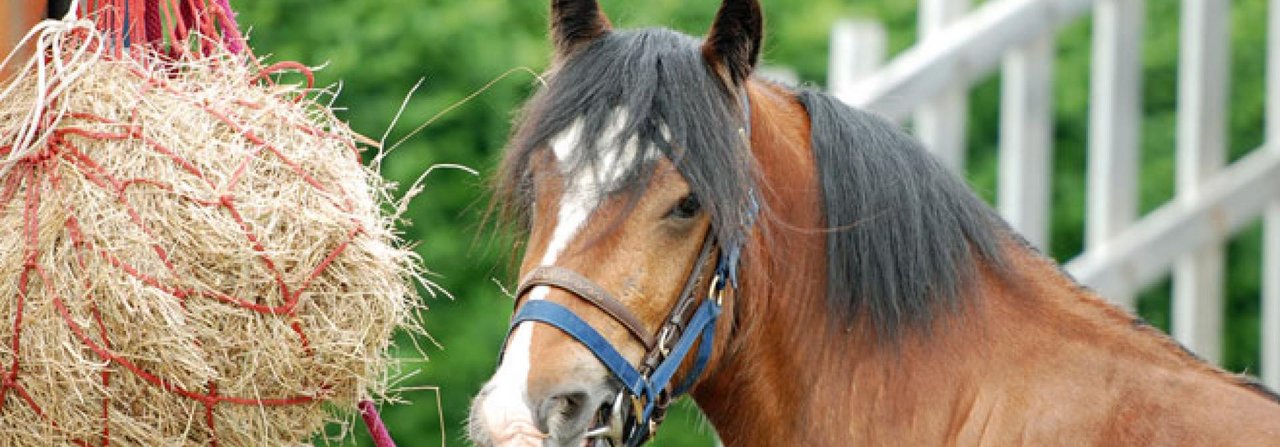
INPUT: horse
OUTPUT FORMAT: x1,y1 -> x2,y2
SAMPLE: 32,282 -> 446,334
466,1 -> 1280,445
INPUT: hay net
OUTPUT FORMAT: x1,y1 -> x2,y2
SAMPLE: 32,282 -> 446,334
0,1 -> 420,445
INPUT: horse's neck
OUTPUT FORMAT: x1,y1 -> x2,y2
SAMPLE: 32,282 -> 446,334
697,240 -> 1280,446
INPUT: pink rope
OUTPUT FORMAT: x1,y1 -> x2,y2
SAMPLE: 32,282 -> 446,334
211,0 -> 245,54
359,400 -> 397,447
120,0 -> 246,56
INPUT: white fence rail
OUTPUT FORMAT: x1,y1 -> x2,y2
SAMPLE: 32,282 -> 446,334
830,0 -> 1280,385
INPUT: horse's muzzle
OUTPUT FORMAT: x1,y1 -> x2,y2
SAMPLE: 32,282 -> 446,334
469,378 -> 619,447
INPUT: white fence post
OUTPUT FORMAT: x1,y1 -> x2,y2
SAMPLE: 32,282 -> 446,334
1172,0 -> 1229,364
1267,195 -> 1280,388
1085,0 -> 1144,306
828,20 -> 887,100
915,0 -> 971,172
1263,0 -> 1280,388
998,35 -> 1055,250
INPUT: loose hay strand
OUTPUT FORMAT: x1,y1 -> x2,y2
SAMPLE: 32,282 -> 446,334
0,17 -> 423,447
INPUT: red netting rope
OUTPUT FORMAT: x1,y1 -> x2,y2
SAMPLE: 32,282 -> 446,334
1,2 -> 395,446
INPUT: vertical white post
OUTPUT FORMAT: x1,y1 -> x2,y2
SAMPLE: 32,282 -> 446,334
915,0 -> 970,172
1172,0 -> 1229,364
1263,0 -> 1280,388
1086,0 -> 1144,306
828,19 -> 887,100
999,36 -> 1055,250
1267,189 -> 1280,387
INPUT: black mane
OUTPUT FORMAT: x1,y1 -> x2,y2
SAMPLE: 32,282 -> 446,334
796,91 -> 1007,339
497,27 -> 1008,342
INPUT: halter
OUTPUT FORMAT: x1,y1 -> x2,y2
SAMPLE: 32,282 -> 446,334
503,88 -> 754,446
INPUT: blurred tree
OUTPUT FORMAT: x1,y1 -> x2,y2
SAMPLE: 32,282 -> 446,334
228,0 -> 1272,445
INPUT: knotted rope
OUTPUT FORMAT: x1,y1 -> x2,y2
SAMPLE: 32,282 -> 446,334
0,1 -> 404,446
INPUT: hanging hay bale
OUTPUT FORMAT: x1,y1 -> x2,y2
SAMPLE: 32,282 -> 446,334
0,8 -> 421,446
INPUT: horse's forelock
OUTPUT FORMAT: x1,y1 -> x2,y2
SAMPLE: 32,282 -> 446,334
497,28 -> 757,253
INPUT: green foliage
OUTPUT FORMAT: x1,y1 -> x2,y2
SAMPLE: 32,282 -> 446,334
233,1 -> 1273,444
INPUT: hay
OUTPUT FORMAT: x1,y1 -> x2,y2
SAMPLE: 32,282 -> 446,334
0,19 -> 420,446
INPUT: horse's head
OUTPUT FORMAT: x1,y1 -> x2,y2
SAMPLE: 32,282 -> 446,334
468,1 -> 763,446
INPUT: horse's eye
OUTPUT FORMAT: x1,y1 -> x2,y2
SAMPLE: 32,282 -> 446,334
666,194 -> 701,220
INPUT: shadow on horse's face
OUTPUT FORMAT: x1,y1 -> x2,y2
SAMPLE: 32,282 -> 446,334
469,121 -> 713,447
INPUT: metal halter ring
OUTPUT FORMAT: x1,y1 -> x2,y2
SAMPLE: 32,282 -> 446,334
657,326 -> 674,356
584,390 -> 628,445
708,274 -> 726,306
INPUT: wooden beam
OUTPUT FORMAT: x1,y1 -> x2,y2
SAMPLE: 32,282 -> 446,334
1067,149 -> 1280,302
915,0 -> 971,172
998,35 -> 1055,249
839,0 -> 1093,121
1172,0 -> 1230,364
1263,0 -> 1280,388
828,20 -> 886,100
1084,0 -> 1144,308
1266,196 -> 1280,388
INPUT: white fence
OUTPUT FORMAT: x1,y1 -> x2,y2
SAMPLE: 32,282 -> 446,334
829,0 -> 1280,387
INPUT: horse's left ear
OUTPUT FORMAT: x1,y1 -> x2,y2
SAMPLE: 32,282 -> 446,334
702,0 -> 763,86
551,0 -> 612,57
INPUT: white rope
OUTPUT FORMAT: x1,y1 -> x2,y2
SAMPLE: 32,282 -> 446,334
1,0 -> 104,179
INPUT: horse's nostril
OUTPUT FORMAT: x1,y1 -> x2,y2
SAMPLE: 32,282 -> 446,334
537,390 -> 594,435
556,391 -> 586,417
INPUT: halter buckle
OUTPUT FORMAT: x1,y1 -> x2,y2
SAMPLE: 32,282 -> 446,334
630,394 -> 646,425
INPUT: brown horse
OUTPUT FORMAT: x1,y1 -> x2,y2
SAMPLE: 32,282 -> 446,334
467,1 -> 1280,445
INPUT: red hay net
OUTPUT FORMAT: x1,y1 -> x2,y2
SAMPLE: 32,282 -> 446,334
1,1 -> 398,446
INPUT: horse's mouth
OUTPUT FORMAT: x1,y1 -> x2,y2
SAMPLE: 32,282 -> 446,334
580,408 -> 612,447
580,391 -> 628,447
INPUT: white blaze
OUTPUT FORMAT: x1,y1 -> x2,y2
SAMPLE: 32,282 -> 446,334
479,111 -> 648,440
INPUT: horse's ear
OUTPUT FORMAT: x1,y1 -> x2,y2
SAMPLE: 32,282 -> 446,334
702,0 -> 763,86
550,0 -> 611,56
